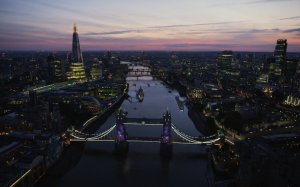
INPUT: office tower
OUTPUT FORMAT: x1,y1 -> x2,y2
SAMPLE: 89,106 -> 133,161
47,53 -> 65,82
273,39 -> 287,76
90,61 -> 103,81
218,50 -> 233,67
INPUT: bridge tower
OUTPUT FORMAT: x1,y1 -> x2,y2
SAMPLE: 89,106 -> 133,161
161,110 -> 172,144
160,110 -> 173,158
115,108 -> 129,154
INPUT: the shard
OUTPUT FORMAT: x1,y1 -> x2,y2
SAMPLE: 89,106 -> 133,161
67,24 -> 87,82
72,24 -> 83,62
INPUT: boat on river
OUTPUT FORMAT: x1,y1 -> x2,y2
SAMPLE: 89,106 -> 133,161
136,87 -> 144,102
175,96 -> 184,111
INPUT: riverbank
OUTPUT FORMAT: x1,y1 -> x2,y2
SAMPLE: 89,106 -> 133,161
34,142 -> 85,187
187,105 -> 217,136
161,80 -> 215,136
82,90 -> 127,134
162,79 -> 186,97
81,82 -> 128,133
34,84 -> 128,187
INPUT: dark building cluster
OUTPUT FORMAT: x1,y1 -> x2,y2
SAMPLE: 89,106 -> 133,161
0,25 -> 128,187
148,39 -> 300,186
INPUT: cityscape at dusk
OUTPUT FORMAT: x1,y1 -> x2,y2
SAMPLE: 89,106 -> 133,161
1,1 -> 300,187
1,0 -> 300,51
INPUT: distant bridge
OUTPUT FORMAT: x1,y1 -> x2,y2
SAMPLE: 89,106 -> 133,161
128,69 -> 151,75
126,68 -> 160,80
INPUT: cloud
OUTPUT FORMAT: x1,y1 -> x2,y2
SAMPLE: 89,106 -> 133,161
211,0 -> 296,7
284,28 -> 300,33
84,30 -> 141,36
148,21 -> 244,29
20,0 -> 118,29
165,43 -> 235,48
163,43 -> 279,51
279,16 -> 300,20
82,21 -> 245,36
183,28 -> 281,35
0,22 -> 68,37
23,0 -> 85,16
0,8 -> 32,17
247,0 -> 297,4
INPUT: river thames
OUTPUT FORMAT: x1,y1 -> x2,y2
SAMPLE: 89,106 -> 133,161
56,65 -> 209,187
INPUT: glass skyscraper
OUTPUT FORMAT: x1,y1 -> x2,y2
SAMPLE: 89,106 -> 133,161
67,24 -> 87,82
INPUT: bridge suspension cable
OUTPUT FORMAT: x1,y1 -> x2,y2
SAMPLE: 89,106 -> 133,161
171,126 -> 198,143
71,125 -> 116,140
88,125 -> 116,140
171,124 -> 199,139
171,124 -> 220,144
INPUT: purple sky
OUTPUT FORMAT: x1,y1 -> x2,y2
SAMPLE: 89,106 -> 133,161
0,0 -> 300,51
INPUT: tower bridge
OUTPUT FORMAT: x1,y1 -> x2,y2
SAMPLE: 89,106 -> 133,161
68,109 -> 224,149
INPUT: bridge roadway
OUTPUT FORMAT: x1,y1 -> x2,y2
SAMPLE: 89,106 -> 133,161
70,136 -> 216,145
124,118 -> 163,125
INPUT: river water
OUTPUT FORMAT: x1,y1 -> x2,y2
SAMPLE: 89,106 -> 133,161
57,65 -> 209,187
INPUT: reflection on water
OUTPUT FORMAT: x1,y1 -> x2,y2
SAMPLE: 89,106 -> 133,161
58,67 -> 209,187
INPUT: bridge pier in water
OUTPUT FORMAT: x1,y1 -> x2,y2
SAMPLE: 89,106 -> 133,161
115,109 -> 129,155
160,110 -> 173,158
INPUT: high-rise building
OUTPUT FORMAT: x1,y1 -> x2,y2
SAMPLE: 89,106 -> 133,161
283,59 -> 298,79
296,61 -> 300,75
272,39 -> 288,76
90,61 -> 103,81
47,53 -> 66,82
218,50 -> 233,67
67,24 -> 87,82
72,25 -> 83,62
256,74 -> 269,84
274,39 -> 287,63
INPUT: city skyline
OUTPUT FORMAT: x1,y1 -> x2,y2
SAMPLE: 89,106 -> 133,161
1,0 -> 300,51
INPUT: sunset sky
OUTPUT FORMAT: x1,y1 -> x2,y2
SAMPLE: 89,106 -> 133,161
0,0 -> 300,51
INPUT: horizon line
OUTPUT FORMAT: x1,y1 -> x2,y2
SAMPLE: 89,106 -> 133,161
1,49 -> 300,53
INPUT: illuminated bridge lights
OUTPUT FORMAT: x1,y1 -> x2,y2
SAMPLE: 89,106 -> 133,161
116,122 -> 127,142
69,110 -> 221,145
161,123 -> 172,144
70,123 -> 221,145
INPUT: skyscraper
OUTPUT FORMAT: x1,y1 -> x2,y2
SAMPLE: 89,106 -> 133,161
273,39 -> 288,76
47,53 -> 66,82
90,61 -> 103,81
218,51 -> 233,65
274,39 -> 287,63
72,25 -> 83,62
217,50 -> 233,68
67,24 -> 87,82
